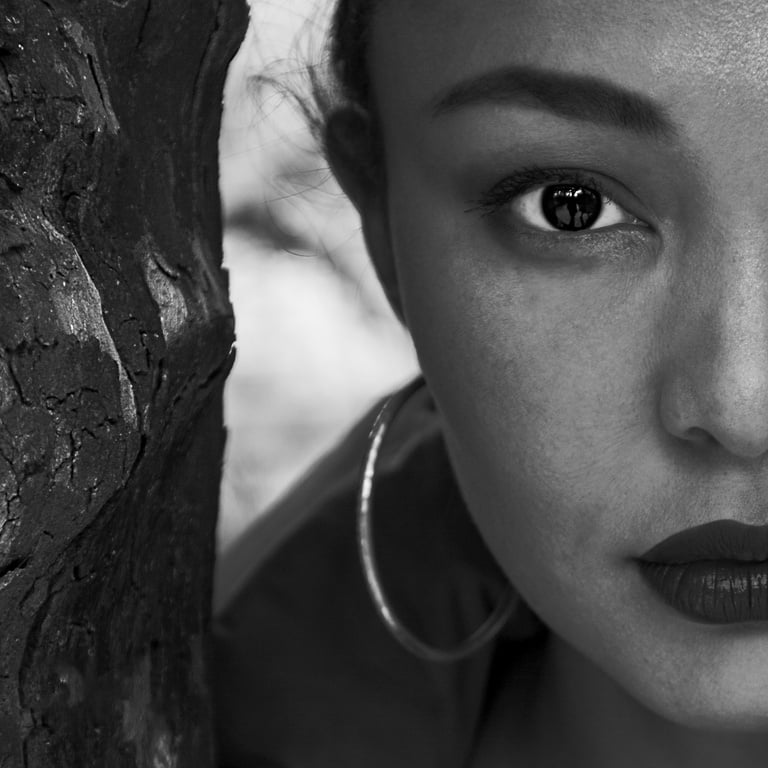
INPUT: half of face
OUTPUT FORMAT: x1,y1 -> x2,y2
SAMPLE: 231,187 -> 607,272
327,0 -> 768,746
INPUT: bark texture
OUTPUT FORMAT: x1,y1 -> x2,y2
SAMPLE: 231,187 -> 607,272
0,0 -> 247,764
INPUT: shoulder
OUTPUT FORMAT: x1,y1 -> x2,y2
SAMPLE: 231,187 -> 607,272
211,382 -> 539,768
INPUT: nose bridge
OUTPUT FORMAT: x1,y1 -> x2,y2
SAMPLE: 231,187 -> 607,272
712,239 -> 768,375
666,232 -> 768,458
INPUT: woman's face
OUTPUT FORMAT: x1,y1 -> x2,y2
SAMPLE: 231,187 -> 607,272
364,0 -> 768,732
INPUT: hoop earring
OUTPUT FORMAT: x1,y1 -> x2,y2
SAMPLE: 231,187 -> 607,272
357,376 -> 517,663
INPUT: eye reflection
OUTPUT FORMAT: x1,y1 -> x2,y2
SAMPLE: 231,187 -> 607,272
543,186 -> 601,230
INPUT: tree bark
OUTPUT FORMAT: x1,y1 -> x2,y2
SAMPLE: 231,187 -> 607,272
0,0 -> 247,764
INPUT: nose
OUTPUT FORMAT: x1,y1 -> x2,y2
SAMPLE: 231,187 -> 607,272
660,246 -> 768,460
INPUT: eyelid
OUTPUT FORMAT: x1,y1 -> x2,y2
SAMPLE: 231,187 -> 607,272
513,184 -> 638,233
467,165 -> 650,233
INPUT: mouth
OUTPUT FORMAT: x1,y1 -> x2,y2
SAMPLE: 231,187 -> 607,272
636,520 -> 768,624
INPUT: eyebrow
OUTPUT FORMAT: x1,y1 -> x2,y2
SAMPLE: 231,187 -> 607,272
430,65 -> 678,140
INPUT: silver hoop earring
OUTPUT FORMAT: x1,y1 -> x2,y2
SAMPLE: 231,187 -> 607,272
357,376 -> 517,663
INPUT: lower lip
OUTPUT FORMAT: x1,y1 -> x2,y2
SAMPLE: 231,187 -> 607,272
637,560 -> 768,623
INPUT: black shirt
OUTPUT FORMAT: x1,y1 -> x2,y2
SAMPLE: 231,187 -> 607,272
212,384 -> 548,767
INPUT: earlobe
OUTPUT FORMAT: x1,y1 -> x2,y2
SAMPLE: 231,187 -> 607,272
324,107 -> 406,325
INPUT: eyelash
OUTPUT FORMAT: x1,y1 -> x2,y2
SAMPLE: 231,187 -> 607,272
467,165 -> 613,220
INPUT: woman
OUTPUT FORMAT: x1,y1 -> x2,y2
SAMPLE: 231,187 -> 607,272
212,0 -> 768,765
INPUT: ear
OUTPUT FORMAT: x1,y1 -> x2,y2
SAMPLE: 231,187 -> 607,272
324,107 -> 406,325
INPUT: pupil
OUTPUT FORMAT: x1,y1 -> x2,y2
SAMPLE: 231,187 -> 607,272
541,185 -> 602,231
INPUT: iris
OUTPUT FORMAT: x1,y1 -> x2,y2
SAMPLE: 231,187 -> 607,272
541,185 -> 602,231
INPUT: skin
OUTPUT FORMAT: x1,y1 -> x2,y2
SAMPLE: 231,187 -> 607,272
326,1 -> 768,765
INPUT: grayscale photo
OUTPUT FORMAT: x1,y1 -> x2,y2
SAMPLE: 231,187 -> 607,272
5,0 -> 768,765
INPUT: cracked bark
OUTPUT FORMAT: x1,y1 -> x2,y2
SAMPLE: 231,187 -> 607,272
0,0 -> 247,765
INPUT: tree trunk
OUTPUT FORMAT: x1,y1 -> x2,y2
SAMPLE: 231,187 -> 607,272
0,0 -> 246,764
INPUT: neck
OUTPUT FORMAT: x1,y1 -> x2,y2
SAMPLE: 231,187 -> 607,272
536,633 -> 768,768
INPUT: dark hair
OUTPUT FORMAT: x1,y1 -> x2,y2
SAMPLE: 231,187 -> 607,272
325,0 -> 379,113
305,0 -> 385,177
249,1 -> 384,182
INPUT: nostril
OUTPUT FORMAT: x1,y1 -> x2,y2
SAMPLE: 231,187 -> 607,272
682,426 -> 716,446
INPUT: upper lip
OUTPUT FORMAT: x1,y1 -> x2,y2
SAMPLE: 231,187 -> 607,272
639,520 -> 768,564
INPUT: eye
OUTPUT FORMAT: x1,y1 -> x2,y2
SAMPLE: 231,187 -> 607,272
468,167 -> 649,236
513,183 -> 638,232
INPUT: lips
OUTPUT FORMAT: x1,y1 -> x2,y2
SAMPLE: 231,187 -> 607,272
637,520 -> 768,624
640,519 -> 768,564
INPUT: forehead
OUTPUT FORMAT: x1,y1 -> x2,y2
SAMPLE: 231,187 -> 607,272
368,0 -> 768,131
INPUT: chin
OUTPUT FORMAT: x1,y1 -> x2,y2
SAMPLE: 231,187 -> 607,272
638,663 -> 768,735
665,701 -> 768,736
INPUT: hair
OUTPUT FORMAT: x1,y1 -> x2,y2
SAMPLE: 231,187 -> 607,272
248,0 -> 385,190
302,0 -> 385,181
324,0 -> 379,114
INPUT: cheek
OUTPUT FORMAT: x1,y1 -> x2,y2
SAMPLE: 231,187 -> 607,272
389,183 -> 667,620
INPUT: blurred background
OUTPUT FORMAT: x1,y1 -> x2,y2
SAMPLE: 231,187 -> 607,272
216,1 -> 419,556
